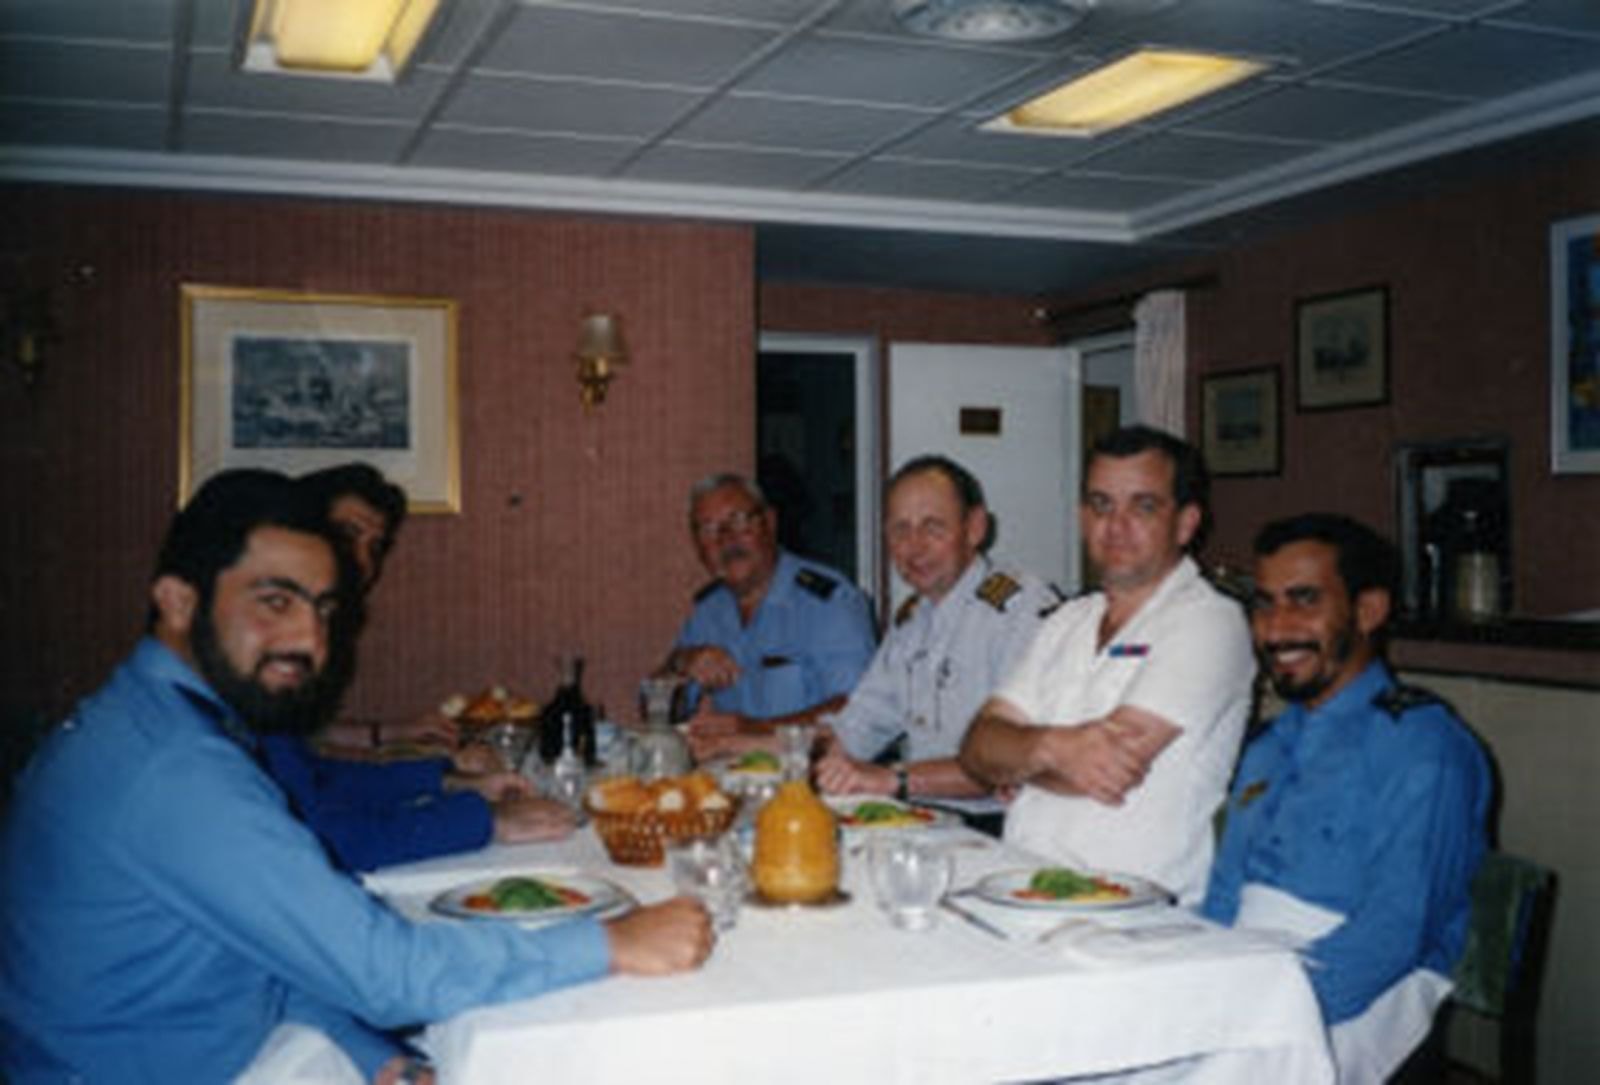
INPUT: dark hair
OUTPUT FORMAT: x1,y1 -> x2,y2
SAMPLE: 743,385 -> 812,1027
1086,425 -> 1211,549
150,469 -> 352,628
888,454 -> 997,551
299,463 -> 408,552
1253,512 -> 1399,600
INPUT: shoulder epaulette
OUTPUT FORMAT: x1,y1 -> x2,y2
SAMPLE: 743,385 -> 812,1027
1037,583 -> 1072,619
693,579 -> 722,603
893,595 -> 921,627
794,567 -> 839,600
1374,684 -> 1442,721
975,571 -> 1022,612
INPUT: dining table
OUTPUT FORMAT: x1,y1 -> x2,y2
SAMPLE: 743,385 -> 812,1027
365,814 -> 1335,1084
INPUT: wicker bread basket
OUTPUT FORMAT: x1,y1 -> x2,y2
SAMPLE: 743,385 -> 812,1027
588,803 -> 739,867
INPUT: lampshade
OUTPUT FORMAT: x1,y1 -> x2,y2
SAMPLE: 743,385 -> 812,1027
892,0 -> 1084,42
243,0 -> 440,81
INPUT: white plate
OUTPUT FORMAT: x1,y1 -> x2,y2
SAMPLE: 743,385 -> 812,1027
430,871 -> 633,925
973,868 -> 1168,912
826,796 -> 959,833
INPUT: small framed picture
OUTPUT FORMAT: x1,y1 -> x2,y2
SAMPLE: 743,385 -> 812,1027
180,284 -> 460,512
1201,367 -> 1280,477
1294,285 -> 1389,411
1550,212 -> 1600,473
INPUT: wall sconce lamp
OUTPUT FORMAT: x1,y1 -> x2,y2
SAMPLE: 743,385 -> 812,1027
574,313 -> 629,411
2,285 -> 59,389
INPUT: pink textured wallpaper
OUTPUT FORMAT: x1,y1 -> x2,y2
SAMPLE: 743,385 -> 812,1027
1,187 -> 754,722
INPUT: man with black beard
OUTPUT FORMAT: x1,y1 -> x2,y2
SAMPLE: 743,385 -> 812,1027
1202,513 -> 1491,1085
0,470 -> 712,1085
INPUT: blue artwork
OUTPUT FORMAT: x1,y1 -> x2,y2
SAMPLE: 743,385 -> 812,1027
231,335 -> 411,450
1565,233 -> 1600,454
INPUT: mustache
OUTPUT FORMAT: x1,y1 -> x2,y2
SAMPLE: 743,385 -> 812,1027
717,543 -> 752,564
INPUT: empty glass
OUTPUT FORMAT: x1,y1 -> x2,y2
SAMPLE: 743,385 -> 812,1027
867,836 -> 953,931
666,834 -> 748,932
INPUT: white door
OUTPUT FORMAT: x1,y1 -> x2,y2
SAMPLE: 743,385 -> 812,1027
888,343 -> 1081,609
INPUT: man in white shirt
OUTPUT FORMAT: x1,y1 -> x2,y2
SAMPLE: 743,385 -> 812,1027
959,426 -> 1254,903
813,456 -> 1059,829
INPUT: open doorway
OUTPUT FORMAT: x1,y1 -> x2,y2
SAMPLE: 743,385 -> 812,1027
755,334 -> 880,599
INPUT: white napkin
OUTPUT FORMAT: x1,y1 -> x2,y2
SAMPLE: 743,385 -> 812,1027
1040,913 -> 1299,968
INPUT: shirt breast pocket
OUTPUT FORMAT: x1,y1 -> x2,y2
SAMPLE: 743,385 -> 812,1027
754,656 -> 806,715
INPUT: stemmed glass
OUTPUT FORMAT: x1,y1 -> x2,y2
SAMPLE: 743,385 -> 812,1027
775,722 -> 815,782
666,833 -> 748,932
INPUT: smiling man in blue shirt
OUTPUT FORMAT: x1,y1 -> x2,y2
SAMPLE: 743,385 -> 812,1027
0,470 -> 712,1085
1202,513 -> 1491,1084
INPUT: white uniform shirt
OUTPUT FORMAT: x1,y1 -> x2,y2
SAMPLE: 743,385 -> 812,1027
833,557 -> 1058,772
995,556 -> 1253,904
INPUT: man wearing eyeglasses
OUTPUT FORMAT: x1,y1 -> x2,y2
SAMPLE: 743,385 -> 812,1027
666,473 -> 876,760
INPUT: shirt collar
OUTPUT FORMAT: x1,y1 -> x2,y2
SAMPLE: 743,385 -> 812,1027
130,635 -> 254,747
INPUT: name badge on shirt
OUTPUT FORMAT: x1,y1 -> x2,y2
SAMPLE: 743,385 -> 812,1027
1108,643 -> 1150,658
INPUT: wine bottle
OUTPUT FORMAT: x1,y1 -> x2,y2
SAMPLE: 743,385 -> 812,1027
539,655 -> 596,765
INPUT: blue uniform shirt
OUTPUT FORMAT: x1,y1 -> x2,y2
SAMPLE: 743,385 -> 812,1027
675,550 -> 876,719
260,735 -> 493,872
0,638 -> 610,1084
1202,661 -> 1491,1024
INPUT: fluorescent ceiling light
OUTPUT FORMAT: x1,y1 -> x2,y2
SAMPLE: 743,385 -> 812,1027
985,49 -> 1268,138
243,0 -> 440,82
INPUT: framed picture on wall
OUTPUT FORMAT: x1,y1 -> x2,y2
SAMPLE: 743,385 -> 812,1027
1201,366 -> 1280,476
1550,212 -> 1600,473
180,285 -> 460,512
1294,285 -> 1389,410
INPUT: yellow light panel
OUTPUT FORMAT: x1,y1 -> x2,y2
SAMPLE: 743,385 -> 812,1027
248,0 -> 439,78
988,49 -> 1267,138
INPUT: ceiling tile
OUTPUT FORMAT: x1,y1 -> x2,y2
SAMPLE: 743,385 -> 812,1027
1183,83 -> 1463,143
819,157 -> 1041,201
887,114 -> 1105,169
0,100 -> 167,150
478,7 -> 778,86
740,35 -> 1037,108
1080,131 -> 1312,183
0,39 -> 169,103
624,142 -> 847,188
184,51 -> 448,120
1008,171 -> 1199,212
1327,22 -> 1600,98
410,127 -> 639,176
181,111 -> 413,162
1486,0 -> 1600,35
3,0 -> 177,41
439,75 -> 701,138
555,0 -> 821,20
674,94 -> 928,153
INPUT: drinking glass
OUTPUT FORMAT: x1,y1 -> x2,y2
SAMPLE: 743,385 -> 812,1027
867,836 -> 953,931
775,722 -> 815,782
666,834 -> 748,932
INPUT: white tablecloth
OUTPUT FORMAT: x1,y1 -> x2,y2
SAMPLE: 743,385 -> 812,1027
366,827 -> 1333,1085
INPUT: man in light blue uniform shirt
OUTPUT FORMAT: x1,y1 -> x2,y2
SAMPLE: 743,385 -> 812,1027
1203,513 -> 1491,1085
0,470 -> 711,1085
813,456 -> 1058,828
671,473 -> 875,759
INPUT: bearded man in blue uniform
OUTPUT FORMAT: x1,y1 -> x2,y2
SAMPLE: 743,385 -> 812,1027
1202,513 -> 1491,1085
0,470 -> 711,1085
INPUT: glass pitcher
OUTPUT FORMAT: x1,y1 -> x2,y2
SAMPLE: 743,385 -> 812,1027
630,676 -> 691,780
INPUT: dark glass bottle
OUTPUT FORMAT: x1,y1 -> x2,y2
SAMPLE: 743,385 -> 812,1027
539,655 -> 597,765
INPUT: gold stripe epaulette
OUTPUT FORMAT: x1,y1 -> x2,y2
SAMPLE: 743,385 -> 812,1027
893,595 -> 921,627
975,571 -> 1021,612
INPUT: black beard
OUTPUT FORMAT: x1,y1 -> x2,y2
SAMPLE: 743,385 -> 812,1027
1261,628 -> 1355,705
191,605 -> 346,737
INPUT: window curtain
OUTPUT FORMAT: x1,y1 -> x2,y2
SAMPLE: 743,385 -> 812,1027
1133,290 -> 1187,437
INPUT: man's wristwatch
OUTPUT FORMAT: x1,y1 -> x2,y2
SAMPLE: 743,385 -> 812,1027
893,764 -> 910,802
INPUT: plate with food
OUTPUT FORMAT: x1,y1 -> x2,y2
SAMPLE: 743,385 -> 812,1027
827,796 -> 958,833
430,871 -> 633,925
718,750 -> 783,780
973,867 -> 1167,912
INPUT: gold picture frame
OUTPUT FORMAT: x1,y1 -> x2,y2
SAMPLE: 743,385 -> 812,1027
180,285 -> 460,513
1201,366 -> 1280,477
1294,285 -> 1389,411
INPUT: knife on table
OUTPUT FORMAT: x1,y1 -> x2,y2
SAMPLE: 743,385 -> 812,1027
940,894 -> 1011,940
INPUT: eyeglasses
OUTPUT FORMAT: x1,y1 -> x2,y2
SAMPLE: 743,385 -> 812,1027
693,508 -> 762,541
